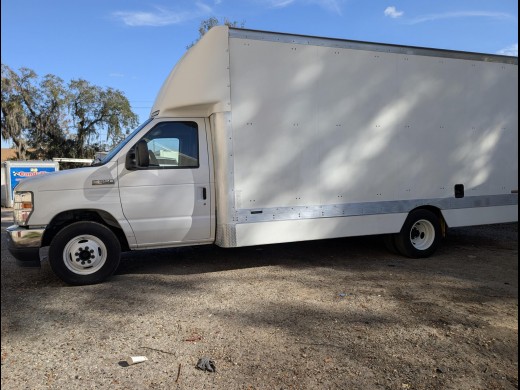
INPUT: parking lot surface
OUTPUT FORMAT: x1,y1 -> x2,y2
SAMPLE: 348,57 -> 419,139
1,208 -> 518,389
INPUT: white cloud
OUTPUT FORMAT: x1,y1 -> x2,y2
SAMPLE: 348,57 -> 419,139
196,2 -> 213,14
408,11 -> 513,24
270,0 -> 295,8
113,4 -> 214,27
384,6 -> 403,19
267,0 -> 342,15
113,8 -> 187,26
497,43 -> 518,56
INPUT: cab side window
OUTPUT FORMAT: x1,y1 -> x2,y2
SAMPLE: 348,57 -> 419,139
142,121 -> 199,168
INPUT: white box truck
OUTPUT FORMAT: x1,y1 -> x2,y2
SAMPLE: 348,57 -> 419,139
6,27 -> 518,285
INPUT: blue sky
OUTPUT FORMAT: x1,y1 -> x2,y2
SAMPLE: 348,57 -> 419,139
1,0 -> 518,148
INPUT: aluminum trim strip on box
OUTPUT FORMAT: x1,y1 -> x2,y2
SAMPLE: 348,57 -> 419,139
235,194 -> 518,224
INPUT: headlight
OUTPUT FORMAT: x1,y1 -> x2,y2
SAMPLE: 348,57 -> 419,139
13,191 -> 34,226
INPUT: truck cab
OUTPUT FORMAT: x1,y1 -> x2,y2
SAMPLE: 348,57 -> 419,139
7,115 -> 216,285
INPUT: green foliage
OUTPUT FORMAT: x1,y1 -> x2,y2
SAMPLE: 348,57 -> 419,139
68,79 -> 138,158
1,64 -> 139,160
187,17 -> 245,49
1,65 -> 31,159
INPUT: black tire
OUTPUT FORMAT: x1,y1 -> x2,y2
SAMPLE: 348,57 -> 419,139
383,234 -> 400,255
395,209 -> 441,258
49,221 -> 121,285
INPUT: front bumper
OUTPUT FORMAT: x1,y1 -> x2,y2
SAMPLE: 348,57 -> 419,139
6,225 -> 46,267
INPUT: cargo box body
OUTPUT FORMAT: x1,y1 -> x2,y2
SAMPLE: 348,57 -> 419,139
152,27 -> 518,247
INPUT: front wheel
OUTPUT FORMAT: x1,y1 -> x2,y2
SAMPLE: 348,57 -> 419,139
49,221 -> 121,285
395,209 -> 441,258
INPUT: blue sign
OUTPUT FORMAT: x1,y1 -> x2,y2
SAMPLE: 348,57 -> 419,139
9,166 -> 56,199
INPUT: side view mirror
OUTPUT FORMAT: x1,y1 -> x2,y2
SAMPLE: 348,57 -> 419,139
125,140 -> 150,170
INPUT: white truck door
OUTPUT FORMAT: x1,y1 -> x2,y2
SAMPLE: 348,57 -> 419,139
118,118 -> 212,247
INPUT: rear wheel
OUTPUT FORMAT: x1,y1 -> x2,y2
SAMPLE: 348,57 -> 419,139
383,234 -> 400,255
49,221 -> 121,285
395,209 -> 441,258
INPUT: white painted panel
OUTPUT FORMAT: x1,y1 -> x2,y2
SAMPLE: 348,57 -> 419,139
151,26 -> 231,118
230,40 -> 321,208
235,213 -> 408,247
118,119 -> 212,247
393,56 -> 518,199
441,205 -> 518,227
229,35 -> 518,214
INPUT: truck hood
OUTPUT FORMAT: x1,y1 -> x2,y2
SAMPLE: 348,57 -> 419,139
14,162 -> 118,193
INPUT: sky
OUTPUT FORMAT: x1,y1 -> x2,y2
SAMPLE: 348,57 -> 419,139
1,0 -> 518,149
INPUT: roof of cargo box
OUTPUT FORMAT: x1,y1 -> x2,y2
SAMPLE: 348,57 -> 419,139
229,27 -> 518,65
150,26 -> 517,119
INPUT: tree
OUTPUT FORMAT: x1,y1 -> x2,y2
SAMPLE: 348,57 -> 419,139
1,64 -> 139,160
187,17 -> 245,49
23,72 -> 69,159
68,79 -> 138,158
1,64 -> 31,159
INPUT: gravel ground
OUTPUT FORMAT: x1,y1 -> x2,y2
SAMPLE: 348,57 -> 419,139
1,207 -> 518,389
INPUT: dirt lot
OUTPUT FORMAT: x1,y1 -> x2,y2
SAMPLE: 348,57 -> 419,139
1,207 -> 518,389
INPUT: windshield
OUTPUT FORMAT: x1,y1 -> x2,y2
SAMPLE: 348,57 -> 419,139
91,118 -> 153,166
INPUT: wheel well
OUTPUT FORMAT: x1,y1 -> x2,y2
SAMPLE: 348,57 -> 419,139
409,206 -> 447,237
42,209 -> 130,251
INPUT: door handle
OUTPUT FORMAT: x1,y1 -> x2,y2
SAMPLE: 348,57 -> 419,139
202,187 -> 207,200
